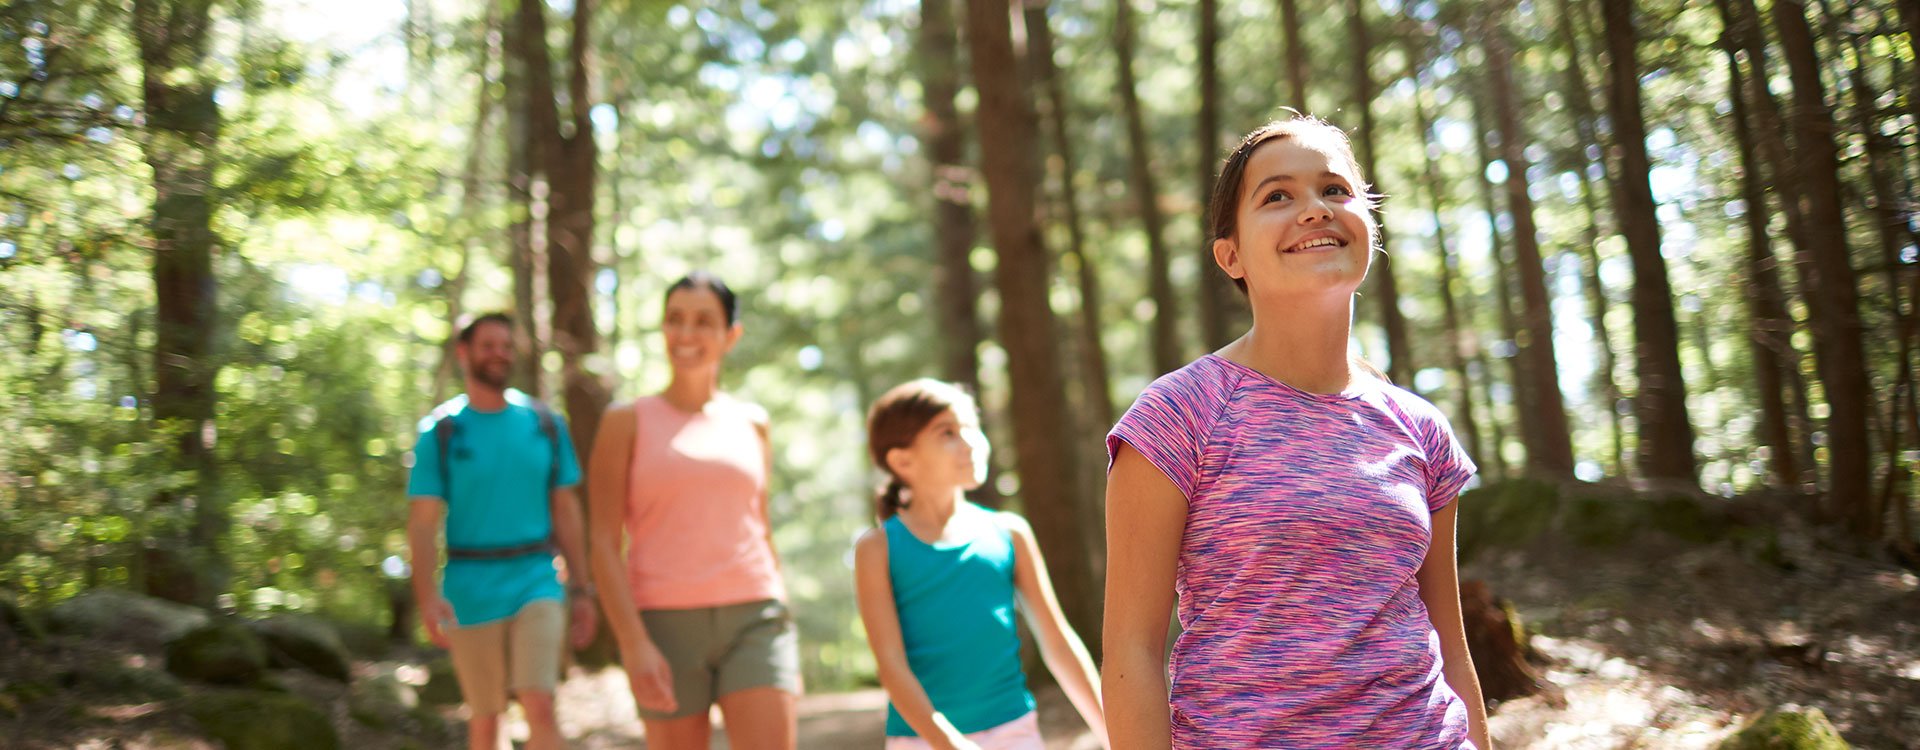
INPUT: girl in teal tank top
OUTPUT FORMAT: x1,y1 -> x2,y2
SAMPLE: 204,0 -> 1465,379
853,379 -> 1110,750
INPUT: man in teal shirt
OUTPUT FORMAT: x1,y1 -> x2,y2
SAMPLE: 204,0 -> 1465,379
407,313 -> 596,750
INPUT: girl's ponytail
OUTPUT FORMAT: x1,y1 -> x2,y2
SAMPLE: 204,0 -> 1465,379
875,476 -> 909,521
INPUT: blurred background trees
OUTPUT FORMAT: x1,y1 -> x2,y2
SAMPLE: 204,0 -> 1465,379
2,0 -> 1916,691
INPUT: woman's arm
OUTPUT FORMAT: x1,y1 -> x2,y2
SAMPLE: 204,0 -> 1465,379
1004,514 -> 1108,749
753,419 -> 784,575
1418,501 -> 1491,749
1103,443 -> 1187,750
853,528 -> 980,750
586,403 -> 677,713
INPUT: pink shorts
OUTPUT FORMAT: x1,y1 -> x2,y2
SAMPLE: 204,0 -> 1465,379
884,711 -> 1043,750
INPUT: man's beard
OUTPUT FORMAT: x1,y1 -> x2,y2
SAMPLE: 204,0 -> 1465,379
473,360 -> 511,389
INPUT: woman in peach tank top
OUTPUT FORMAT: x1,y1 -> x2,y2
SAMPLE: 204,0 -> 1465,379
587,272 -> 799,750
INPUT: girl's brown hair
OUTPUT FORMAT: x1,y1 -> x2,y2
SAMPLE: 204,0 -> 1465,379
866,378 -> 978,521
1205,115 -> 1379,294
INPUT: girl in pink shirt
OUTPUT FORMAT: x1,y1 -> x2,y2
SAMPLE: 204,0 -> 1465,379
588,272 -> 799,750
1102,117 -> 1491,749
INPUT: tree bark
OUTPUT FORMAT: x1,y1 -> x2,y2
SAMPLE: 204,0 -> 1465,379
502,4 -> 542,398
1025,0 -> 1113,431
134,0 -> 224,607
1408,51 -> 1483,466
919,0 -> 984,395
1196,0 -> 1235,350
968,0 -> 1101,652
1770,0 -> 1873,531
1721,36 -> 1800,488
1470,92 -> 1522,481
1844,28 -> 1915,533
514,0 -> 609,471
1486,28 -> 1576,478
1599,0 -> 1697,484
433,0 -> 499,406
1113,0 -> 1180,376
1348,0 -> 1411,385
1554,0 -> 1627,477
1277,0 -> 1308,110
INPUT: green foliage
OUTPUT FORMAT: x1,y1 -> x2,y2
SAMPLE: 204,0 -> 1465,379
1718,707 -> 1851,750
181,687 -> 340,750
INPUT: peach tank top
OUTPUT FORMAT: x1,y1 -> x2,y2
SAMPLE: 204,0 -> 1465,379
625,394 -> 784,609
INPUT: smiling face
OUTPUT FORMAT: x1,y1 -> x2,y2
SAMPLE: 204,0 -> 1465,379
662,286 -> 741,374
887,406 -> 990,493
1211,136 -> 1376,300
456,319 -> 514,390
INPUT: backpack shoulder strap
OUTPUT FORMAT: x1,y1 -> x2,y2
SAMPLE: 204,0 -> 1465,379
433,414 -> 458,503
526,399 -> 562,491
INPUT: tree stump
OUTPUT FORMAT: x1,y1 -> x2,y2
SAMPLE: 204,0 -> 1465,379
1460,579 -> 1561,707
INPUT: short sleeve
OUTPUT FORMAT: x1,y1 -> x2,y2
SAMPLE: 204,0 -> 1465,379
1106,369 -> 1224,500
406,423 -> 447,501
552,414 -> 583,489
1421,411 -> 1477,513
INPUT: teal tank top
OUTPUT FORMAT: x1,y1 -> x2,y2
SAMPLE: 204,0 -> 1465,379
882,502 -> 1035,736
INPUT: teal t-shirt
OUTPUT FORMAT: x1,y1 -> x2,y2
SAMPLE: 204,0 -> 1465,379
883,503 -> 1035,736
407,390 -> 582,627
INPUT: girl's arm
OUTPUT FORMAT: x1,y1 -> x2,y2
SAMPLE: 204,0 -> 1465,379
1003,513 -> 1108,749
853,528 -> 980,750
1418,501 -> 1492,750
586,404 -> 677,714
1102,443 -> 1187,750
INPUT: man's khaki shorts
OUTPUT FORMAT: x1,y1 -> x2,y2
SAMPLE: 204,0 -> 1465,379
637,598 -> 801,720
445,598 -> 566,715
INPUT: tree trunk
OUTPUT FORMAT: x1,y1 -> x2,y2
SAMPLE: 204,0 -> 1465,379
134,0 -> 224,607
434,0 -> 499,406
1554,0 -> 1627,477
1196,0 -> 1235,350
1470,92 -> 1523,481
1113,0 -> 1180,376
1025,0 -> 1112,431
1277,0 -> 1308,110
1486,28 -> 1576,478
515,0 -> 609,471
1408,51 -> 1483,465
1721,37 -> 1800,489
968,0 -> 1101,653
1770,0 -> 1873,531
1461,580 -> 1561,706
1844,28 -> 1915,533
502,5 -> 542,398
1599,0 -> 1697,484
1348,0 -> 1411,385
919,0 -> 984,395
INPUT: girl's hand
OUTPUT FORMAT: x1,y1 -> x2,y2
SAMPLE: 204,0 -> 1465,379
622,638 -> 678,714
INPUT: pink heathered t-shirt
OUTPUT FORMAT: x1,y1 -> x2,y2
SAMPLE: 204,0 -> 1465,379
1107,354 -> 1477,749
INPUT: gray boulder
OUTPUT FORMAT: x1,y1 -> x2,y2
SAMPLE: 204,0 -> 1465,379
250,615 -> 352,682
49,589 -> 209,648
165,620 -> 269,686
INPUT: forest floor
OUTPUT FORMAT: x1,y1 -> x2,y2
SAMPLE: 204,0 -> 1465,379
6,512 -> 1917,749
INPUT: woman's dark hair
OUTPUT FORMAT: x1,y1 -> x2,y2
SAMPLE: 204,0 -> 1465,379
665,271 -> 739,325
1205,116 -> 1377,294
866,379 -> 977,522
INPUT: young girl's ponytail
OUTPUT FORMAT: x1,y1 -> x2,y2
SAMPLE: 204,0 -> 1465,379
876,476 -> 910,521
866,379 -> 978,523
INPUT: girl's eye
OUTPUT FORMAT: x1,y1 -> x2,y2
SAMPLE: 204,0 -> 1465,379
1262,190 -> 1290,205
1325,185 -> 1353,197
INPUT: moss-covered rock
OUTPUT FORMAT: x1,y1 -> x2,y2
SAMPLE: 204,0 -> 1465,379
348,672 -> 418,729
181,688 -> 339,750
1455,478 -> 1560,562
78,659 -> 185,702
250,615 -> 352,682
165,620 -> 269,686
48,589 -> 210,648
0,591 -> 46,641
417,656 -> 464,706
1717,706 -> 1850,749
